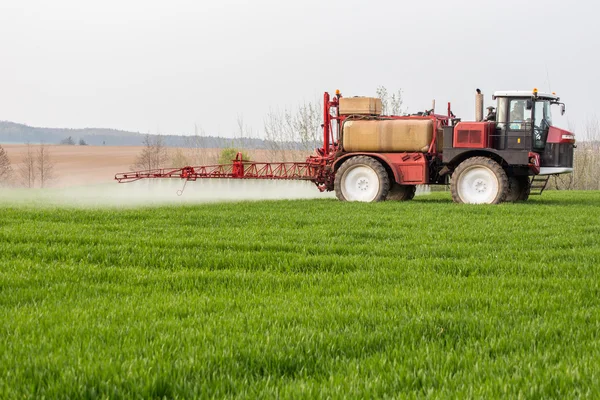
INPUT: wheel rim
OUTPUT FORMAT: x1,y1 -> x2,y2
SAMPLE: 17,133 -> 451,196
341,164 -> 380,202
457,165 -> 499,204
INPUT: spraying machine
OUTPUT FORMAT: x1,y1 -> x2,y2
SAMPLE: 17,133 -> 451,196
115,89 -> 575,204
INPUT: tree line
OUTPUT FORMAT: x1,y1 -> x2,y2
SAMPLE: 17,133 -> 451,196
60,136 -> 88,146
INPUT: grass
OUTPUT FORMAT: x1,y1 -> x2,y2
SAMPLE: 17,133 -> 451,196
0,191 -> 599,398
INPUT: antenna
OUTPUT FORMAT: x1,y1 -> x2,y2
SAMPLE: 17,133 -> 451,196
545,64 -> 552,93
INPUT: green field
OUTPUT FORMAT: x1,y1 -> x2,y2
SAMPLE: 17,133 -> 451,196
1,191 -> 599,398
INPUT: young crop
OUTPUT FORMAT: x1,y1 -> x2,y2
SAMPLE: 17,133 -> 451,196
0,191 -> 599,398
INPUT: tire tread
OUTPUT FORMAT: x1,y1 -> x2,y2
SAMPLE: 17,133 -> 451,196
450,157 -> 508,204
387,184 -> 416,201
334,156 -> 390,202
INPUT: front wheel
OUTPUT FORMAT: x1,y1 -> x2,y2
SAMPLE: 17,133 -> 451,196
334,156 -> 390,202
450,157 -> 508,204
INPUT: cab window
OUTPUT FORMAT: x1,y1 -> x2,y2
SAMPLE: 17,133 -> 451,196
508,99 -> 532,130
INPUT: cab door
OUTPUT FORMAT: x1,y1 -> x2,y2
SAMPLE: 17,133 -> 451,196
504,98 -> 533,150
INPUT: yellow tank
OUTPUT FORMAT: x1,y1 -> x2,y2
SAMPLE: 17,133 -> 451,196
339,97 -> 382,116
342,119 -> 435,152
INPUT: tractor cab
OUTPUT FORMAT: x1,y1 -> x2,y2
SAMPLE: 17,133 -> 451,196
492,89 -> 575,175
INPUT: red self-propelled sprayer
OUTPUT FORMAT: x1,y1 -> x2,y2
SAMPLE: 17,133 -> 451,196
116,89 -> 575,204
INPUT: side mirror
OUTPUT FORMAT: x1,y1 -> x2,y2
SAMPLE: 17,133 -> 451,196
526,100 -> 533,110
561,104 -> 566,116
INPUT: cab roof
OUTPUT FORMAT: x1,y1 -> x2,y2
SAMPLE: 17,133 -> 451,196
493,90 -> 560,101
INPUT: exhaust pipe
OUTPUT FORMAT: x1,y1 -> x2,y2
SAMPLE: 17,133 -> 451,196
475,88 -> 484,122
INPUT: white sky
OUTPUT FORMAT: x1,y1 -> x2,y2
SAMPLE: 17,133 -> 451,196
0,0 -> 595,137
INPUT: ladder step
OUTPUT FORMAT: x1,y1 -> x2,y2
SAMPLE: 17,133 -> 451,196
528,175 -> 550,195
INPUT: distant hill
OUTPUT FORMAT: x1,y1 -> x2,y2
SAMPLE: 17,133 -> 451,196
0,120 -> 316,150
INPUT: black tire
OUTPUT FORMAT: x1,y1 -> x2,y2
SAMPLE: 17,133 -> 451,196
334,156 -> 390,202
506,176 -> 530,202
387,184 -> 416,201
450,157 -> 508,204
518,178 -> 531,202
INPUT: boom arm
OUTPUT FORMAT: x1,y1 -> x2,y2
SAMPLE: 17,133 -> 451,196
115,152 -> 331,188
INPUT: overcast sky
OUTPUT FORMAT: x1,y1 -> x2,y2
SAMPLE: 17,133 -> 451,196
0,0 -> 595,138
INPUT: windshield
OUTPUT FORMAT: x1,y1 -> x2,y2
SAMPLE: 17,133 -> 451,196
533,100 -> 552,150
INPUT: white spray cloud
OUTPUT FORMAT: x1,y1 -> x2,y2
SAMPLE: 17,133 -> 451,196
0,179 -> 336,208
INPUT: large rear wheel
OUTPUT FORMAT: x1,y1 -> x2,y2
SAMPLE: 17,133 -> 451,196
334,156 -> 390,202
450,157 -> 508,204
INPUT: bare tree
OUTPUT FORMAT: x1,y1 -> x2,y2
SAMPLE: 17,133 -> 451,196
18,143 -> 36,188
36,143 -> 55,188
390,90 -> 404,115
230,114 -> 261,162
132,134 -> 169,170
235,114 -> 245,145
293,101 -> 321,152
376,86 -> 404,115
575,117 -> 600,190
0,144 -> 13,185
184,125 -> 207,165
263,99 -> 322,161
376,86 -> 389,114
264,107 -> 291,161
